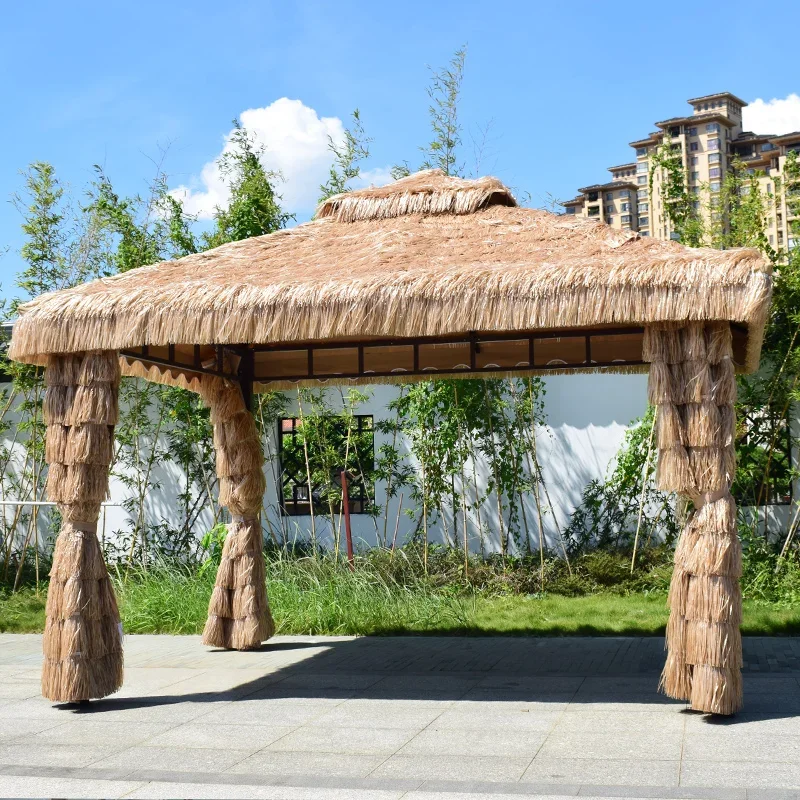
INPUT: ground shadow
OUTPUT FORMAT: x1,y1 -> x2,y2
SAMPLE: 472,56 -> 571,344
58,635 -> 800,726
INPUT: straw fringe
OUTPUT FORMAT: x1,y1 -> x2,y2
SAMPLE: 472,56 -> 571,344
78,351 -> 121,386
648,322 -> 742,714
685,620 -> 742,669
660,652 -> 693,701
41,351 -> 123,703
8,172 -> 771,377
70,383 -> 119,426
689,665 -> 742,716
681,532 -> 742,578
201,517 -> 274,650
201,376 -> 273,651
706,323 -> 734,364
41,524 -> 123,702
65,424 -> 114,466
643,327 -> 682,364
44,355 -> 81,386
46,425 -> 68,464
712,358 -> 737,405
684,403 -> 721,448
685,575 -> 742,624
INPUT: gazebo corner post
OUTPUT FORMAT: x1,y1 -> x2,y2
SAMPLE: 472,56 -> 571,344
41,350 -> 123,703
646,322 -> 742,715
199,376 -> 274,650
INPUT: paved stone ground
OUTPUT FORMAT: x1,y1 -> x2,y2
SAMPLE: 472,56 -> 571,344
2,634 -> 800,799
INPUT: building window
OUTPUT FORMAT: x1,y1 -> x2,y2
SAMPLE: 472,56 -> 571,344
690,156 -> 699,166
769,234 -> 774,244
640,231 -> 649,236
620,202 -> 630,212
710,181 -> 721,192
693,200 -> 700,210
688,127 -> 697,136
706,123 -> 721,133
587,206 -> 600,217
619,190 -> 630,198
639,202 -> 649,212
637,176 -> 647,185
691,171 -> 700,181
565,207 -> 576,214
709,167 -> 721,178
605,192 -> 613,200
690,142 -> 699,152
279,415 -> 375,516
638,216 -> 649,226
708,152 -> 721,164
638,189 -> 648,200
621,214 -> 632,224
606,204 -> 615,213
708,138 -> 721,150
636,147 -> 648,157
636,162 -> 648,174
606,217 -> 613,225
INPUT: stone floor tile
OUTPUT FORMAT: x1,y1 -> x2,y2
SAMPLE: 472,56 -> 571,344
682,733 -> 800,762
90,745 -> 251,774
552,710 -> 685,734
144,722 -> 296,750
522,757 -> 681,786
226,751 -> 386,778
0,741 -> 122,768
266,724 -> 418,755
369,754 -> 531,783
125,782 -> 405,799
431,707 -> 562,732
475,675 -> 585,694
681,759 -> 800,789
537,731 -> 684,761
201,700 -> 335,727
0,717 -> 66,742
31,719 -> 174,746
0,775 -> 145,798
312,703 -> 445,730
398,726 -> 547,758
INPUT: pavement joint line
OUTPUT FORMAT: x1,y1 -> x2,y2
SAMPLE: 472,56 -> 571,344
0,763 -> 781,799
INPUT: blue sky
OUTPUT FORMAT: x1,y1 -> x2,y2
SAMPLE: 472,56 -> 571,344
2,0 -> 799,302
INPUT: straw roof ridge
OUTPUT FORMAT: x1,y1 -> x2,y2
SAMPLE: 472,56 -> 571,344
315,169 -> 517,222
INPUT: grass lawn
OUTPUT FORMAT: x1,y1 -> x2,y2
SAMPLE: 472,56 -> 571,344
3,579 -> 800,637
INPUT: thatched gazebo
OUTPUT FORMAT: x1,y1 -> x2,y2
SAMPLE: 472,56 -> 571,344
9,170 -> 772,715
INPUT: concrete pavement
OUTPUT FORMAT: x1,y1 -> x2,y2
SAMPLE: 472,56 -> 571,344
1,634 -> 800,799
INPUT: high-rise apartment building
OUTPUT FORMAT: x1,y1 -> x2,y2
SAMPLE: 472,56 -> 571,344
562,92 -> 800,250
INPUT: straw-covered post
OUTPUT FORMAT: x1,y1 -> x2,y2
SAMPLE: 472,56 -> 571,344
41,350 -> 123,702
646,322 -> 742,715
199,377 -> 274,649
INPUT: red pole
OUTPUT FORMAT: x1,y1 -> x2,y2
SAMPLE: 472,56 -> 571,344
341,470 -> 355,570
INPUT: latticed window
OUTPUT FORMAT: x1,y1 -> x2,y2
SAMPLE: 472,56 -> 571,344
734,408 -> 794,506
278,415 -> 375,516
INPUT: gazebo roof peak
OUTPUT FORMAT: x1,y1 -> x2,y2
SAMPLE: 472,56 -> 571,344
314,169 -> 517,223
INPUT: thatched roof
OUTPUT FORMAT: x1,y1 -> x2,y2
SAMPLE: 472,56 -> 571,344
9,169 -> 772,376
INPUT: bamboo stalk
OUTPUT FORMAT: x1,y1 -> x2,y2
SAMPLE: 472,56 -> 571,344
483,382 -> 506,555
296,389 -> 317,554
631,410 -> 657,574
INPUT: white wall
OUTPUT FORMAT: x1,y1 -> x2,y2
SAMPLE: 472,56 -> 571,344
0,373 -> 656,555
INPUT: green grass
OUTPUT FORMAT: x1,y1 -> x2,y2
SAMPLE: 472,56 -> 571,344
4,561 -> 800,637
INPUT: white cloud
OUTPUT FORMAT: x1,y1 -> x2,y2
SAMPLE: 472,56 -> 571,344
351,166 -> 395,190
171,98 -> 346,219
743,93 -> 800,136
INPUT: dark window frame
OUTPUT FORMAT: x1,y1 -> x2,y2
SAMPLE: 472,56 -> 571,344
278,414 -> 375,516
